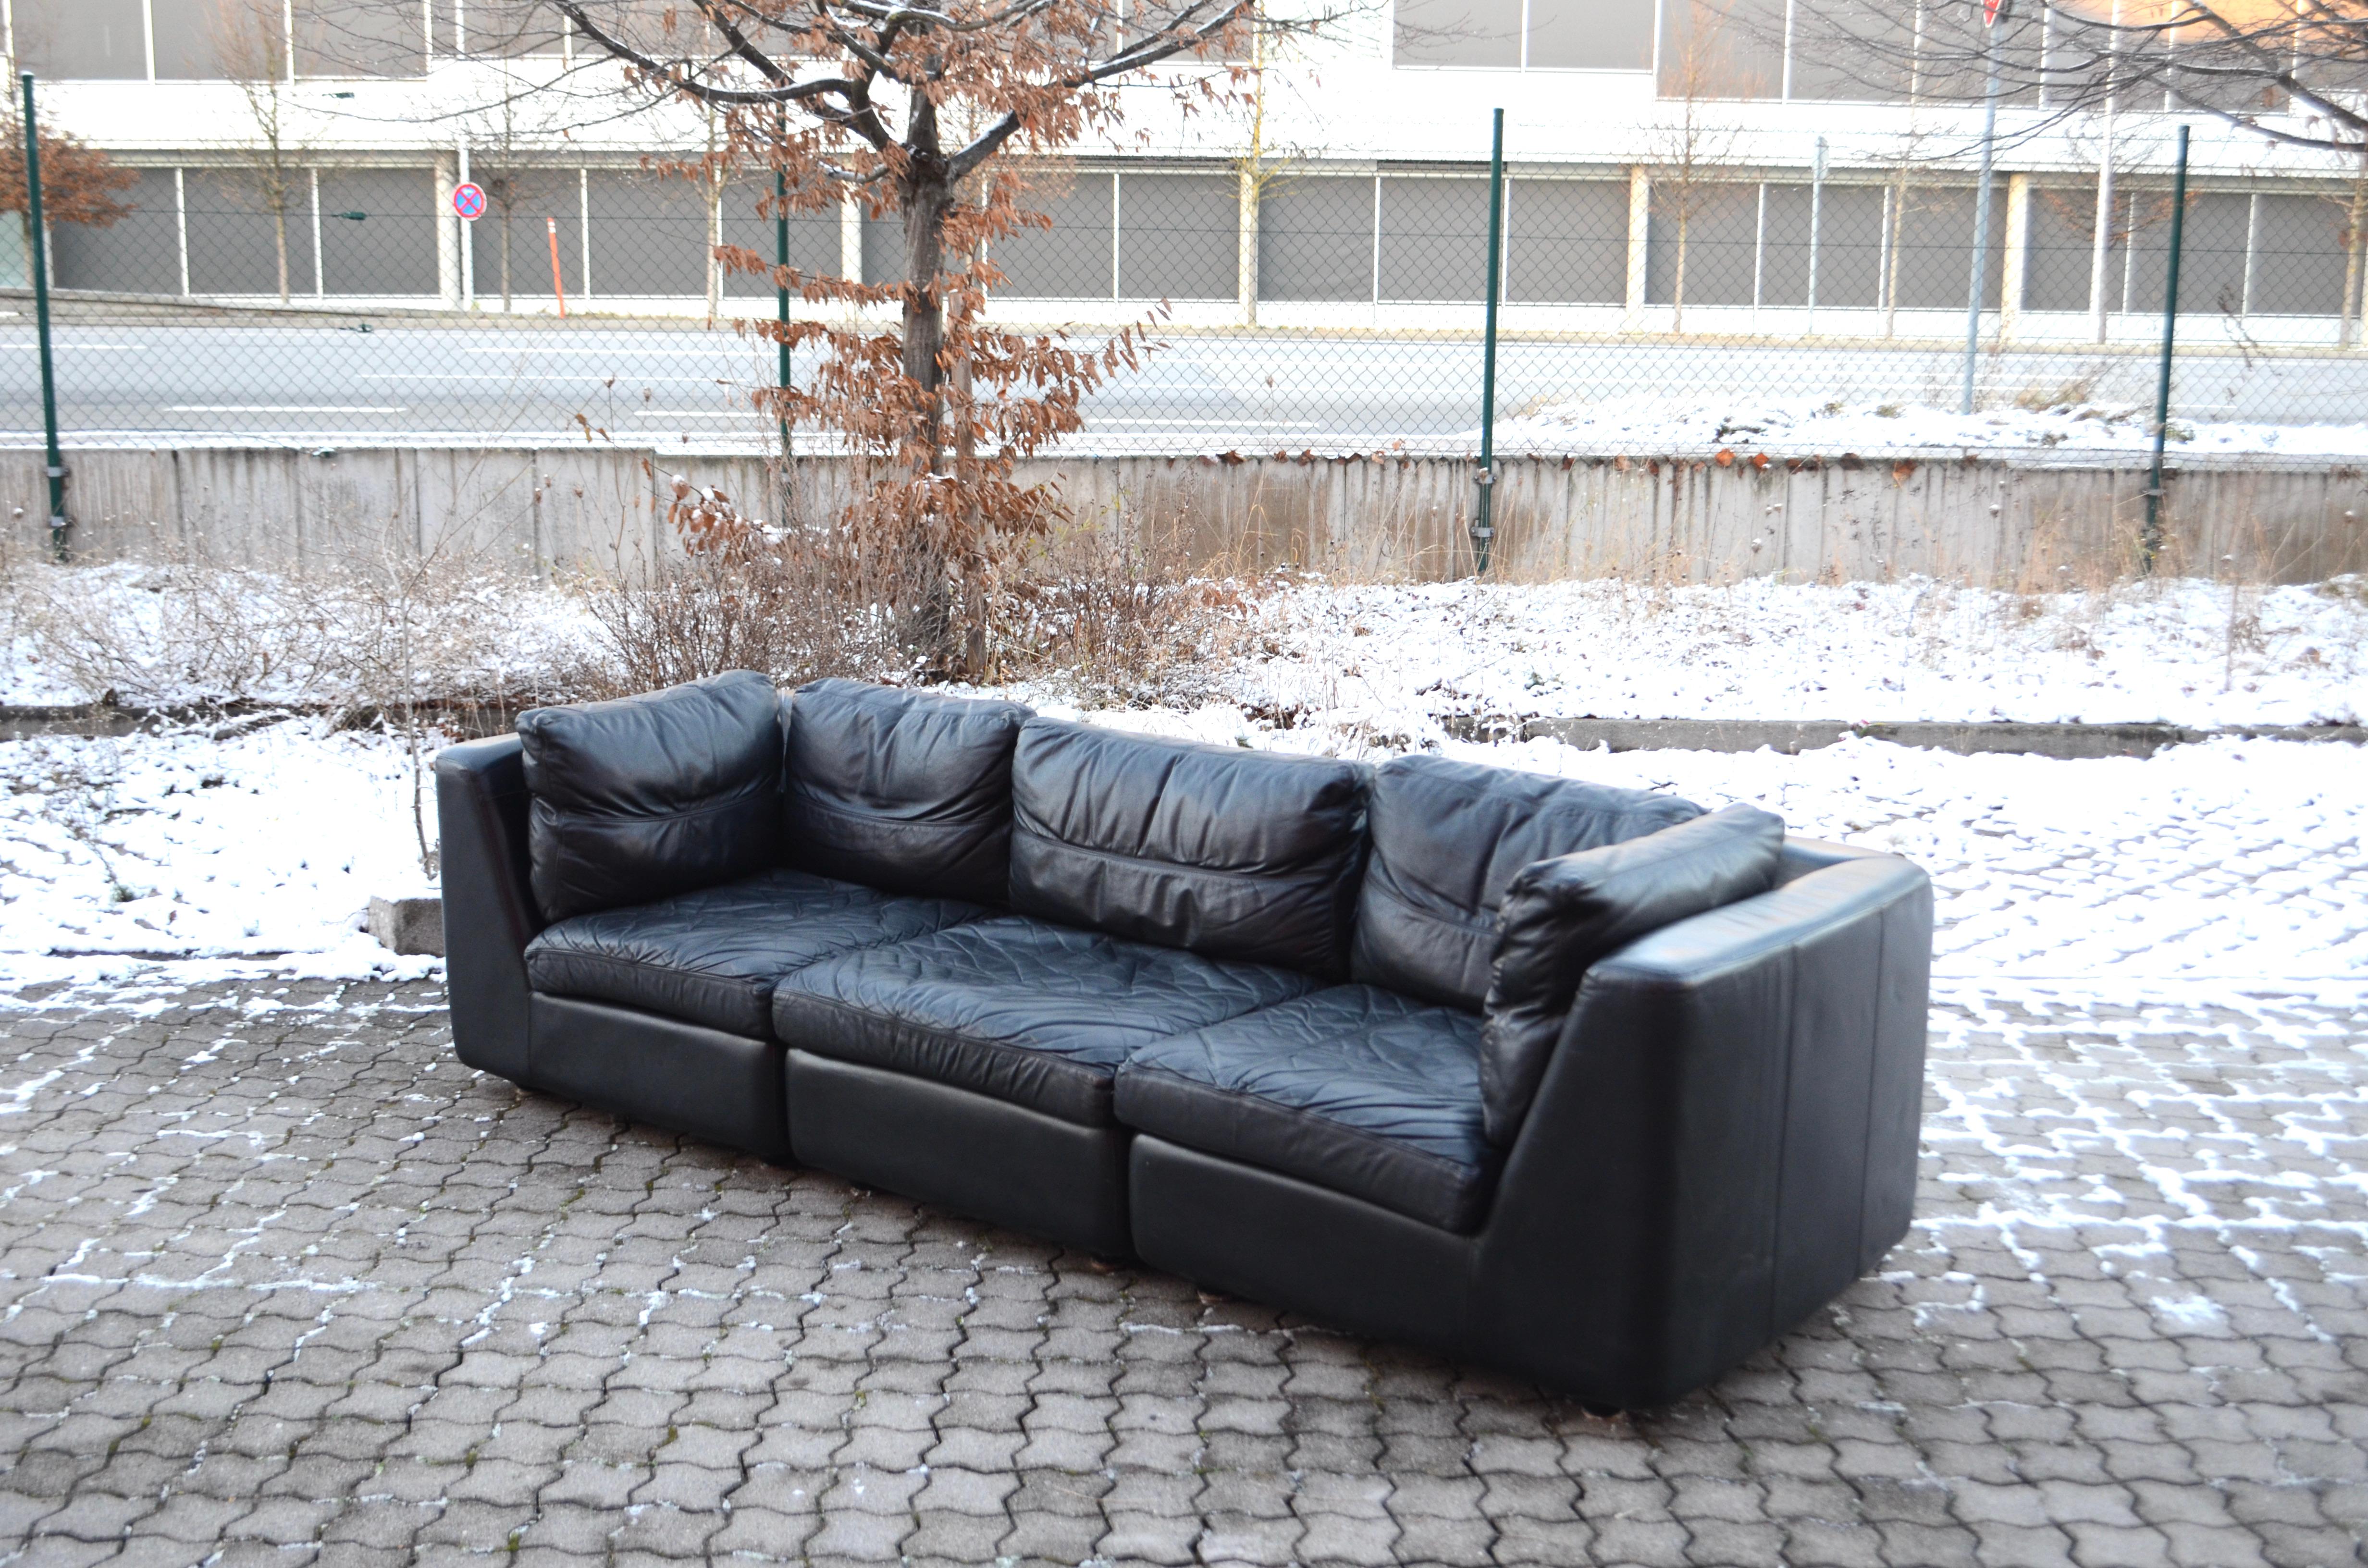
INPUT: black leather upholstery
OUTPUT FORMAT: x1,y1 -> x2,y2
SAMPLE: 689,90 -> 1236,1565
434,735 -> 540,1083
788,1051 -> 1132,1255
517,672 -> 783,923
439,676 -> 1937,1409
1349,754 -> 1702,1008
1480,803 -> 1786,1146
1008,720 -> 1369,977
1474,849 -> 1933,1409
525,869 -> 982,1038
771,915 -> 1319,1125
1115,986 -> 1496,1231
528,992 -> 792,1164
784,679 -> 1032,905
1130,1138 -> 1478,1354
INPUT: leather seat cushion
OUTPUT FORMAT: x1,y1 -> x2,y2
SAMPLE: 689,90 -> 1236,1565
1008,719 -> 1370,978
518,671 -> 784,923
1350,753 -> 1703,1009
1114,986 -> 1497,1232
771,916 -> 1320,1126
784,679 -> 1033,905
525,869 -> 984,1038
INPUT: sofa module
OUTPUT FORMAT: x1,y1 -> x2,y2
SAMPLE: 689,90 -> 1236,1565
436,672 -> 1933,1408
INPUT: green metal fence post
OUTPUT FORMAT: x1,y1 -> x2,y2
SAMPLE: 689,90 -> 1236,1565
1473,107 -> 1504,577
2143,122 -> 2190,574
20,73 -> 68,562
776,159 -> 792,464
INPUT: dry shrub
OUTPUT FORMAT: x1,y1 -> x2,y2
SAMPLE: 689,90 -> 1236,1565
2012,375 -> 2099,411
576,478 -> 1249,705
14,521 -> 587,875
13,524 -> 577,719
999,521 -> 1251,706
21,550 -> 301,706
579,473 -> 951,696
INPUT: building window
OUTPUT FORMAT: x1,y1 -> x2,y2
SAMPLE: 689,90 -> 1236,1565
7,0 -> 435,80
1394,0 -> 1651,70
10,0 -> 150,79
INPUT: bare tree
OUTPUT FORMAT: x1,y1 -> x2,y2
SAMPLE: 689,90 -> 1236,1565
541,0 -> 1328,673
1648,0 -> 1756,333
1229,9 -> 1317,328
210,0 -> 309,303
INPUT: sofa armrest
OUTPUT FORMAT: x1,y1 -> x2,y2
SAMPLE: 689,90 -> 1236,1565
1473,849 -> 1932,1408
434,734 -> 541,1083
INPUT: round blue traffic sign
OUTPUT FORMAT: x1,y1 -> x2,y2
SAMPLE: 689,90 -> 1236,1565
451,182 -> 487,221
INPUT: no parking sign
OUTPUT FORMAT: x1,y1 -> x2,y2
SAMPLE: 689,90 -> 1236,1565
451,181 -> 487,221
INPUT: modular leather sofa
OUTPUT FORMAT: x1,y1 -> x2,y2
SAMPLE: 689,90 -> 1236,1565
435,672 -> 1933,1408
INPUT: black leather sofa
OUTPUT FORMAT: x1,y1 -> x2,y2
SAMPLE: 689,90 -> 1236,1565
436,672 -> 1933,1408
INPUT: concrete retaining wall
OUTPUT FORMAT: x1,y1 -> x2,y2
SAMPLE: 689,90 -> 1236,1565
7,444 -> 2366,584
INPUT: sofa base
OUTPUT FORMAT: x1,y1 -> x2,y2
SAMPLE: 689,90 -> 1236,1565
527,993 -> 792,1164
1129,1136 -> 1477,1356
785,1050 -> 1132,1256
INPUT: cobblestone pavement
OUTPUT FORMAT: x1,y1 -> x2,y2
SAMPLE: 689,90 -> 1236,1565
0,979 -> 2360,1568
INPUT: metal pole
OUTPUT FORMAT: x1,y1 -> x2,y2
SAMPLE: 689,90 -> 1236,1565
1960,17 -> 2002,415
456,135 -> 474,309
2143,123 -> 2190,573
20,74 -> 67,562
776,161 -> 792,462
1473,107 -> 1504,577
1806,136 -> 1826,334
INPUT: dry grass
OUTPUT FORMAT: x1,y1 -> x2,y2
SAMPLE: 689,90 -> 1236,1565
995,521 -> 1253,706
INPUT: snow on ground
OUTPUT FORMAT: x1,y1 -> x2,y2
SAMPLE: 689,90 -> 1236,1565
4,706 -> 2361,998
1227,577 -> 2368,729
2,567 -> 2362,998
10,567 -> 2365,729
1487,394 -> 2368,459
0,721 -> 442,992
1053,703 -> 2368,990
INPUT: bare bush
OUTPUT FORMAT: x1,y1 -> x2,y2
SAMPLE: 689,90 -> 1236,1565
580,476 -> 1251,706
13,526 -> 591,876
18,548 -> 311,709
999,521 -> 1252,707
577,475 -> 936,696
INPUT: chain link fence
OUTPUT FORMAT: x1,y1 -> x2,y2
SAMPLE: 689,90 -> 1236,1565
11,133 -> 2368,457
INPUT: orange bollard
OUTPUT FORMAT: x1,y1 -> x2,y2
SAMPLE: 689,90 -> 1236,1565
547,216 -> 567,318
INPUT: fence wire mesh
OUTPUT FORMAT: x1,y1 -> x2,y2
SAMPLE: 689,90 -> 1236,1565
11,133 -> 2368,458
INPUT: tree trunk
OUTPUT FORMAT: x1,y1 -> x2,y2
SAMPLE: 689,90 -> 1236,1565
706,176 -> 723,323
273,203 -> 290,303
1672,208 -> 1689,335
900,165 -> 953,477
893,135 -> 959,672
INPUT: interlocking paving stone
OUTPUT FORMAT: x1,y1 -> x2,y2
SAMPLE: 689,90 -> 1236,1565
0,977 -> 2359,1567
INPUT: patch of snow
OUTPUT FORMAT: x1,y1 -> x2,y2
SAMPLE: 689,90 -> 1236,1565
0,720 -> 442,991
1222,577 -> 2368,729
1487,394 -> 2368,459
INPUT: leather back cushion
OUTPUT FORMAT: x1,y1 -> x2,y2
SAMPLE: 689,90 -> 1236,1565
518,670 -> 783,924
1480,803 -> 1786,1145
784,679 -> 1033,904
1008,720 -> 1370,976
1349,754 -> 1704,1009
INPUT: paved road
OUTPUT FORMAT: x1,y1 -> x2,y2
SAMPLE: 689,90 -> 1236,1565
5,320 -> 2366,449
0,973 -> 2358,1566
